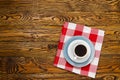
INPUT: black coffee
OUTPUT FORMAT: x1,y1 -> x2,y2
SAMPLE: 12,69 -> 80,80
75,45 -> 87,57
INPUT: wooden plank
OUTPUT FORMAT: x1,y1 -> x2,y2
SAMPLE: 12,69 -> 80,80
0,40 -> 119,56
0,0 -> 119,12
0,0 -> 119,26
0,55 -> 120,74
0,73 -> 120,80
0,12 -> 119,26
0,25 -> 120,42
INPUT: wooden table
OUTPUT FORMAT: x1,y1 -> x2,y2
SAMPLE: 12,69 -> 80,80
0,0 -> 120,80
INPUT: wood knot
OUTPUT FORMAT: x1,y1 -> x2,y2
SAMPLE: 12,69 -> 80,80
48,44 -> 57,50
31,33 -> 39,39
29,48 -> 33,51
103,75 -> 116,80
114,31 -> 120,38
16,57 -> 31,65
31,33 -> 39,41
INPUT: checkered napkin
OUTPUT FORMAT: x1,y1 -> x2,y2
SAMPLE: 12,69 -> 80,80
54,22 -> 105,78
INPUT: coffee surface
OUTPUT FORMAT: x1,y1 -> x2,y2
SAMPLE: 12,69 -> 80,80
75,45 -> 87,57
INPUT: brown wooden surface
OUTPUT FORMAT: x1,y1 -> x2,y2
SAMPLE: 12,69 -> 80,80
0,0 -> 120,80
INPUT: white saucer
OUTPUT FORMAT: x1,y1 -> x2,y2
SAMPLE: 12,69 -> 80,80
63,36 -> 95,67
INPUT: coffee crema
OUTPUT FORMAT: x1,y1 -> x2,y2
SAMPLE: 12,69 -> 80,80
75,45 -> 87,57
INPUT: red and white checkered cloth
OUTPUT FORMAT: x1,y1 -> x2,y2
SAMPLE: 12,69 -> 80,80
54,22 -> 105,78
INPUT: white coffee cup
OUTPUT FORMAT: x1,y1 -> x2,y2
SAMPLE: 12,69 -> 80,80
68,40 -> 91,63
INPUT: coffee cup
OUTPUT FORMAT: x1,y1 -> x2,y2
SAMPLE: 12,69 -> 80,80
68,39 -> 91,63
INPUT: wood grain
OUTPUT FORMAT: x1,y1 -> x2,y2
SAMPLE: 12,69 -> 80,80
0,0 -> 120,80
